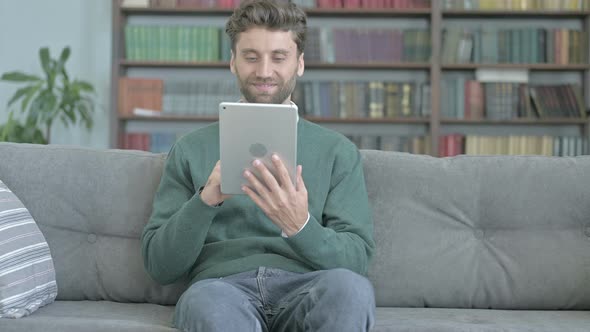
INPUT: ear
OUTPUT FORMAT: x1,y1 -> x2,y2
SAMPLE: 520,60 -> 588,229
230,49 -> 236,74
297,52 -> 304,77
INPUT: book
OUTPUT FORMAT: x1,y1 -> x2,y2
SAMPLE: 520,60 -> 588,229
149,0 -> 175,7
133,107 -> 163,117
118,78 -> 163,116
121,0 -> 150,8
475,68 -> 529,83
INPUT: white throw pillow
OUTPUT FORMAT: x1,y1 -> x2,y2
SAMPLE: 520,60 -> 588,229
0,179 -> 57,318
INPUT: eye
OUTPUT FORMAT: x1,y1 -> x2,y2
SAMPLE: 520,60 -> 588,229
246,57 -> 258,62
273,57 -> 286,62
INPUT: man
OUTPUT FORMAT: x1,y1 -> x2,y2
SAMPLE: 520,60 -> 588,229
141,0 -> 376,330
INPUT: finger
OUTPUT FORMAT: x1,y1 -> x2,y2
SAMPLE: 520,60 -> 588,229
244,169 -> 273,201
252,159 -> 280,192
271,154 -> 294,191
210,161 -> 223,182
296,165 -> 306,192
241,184 -> 267,211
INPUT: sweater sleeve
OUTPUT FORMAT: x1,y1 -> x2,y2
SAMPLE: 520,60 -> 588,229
141,143 -> 218,284
284,145 -> 375,275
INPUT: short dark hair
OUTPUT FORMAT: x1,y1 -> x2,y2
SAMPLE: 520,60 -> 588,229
225,0 -> 307,56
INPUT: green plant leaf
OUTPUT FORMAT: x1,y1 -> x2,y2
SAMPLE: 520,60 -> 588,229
0,112 -> 46,144
27,102 -> 41,124
58,47 -> 70,67
0,125 -> 6,142
7,86 -> 34,107
57,47 -> 71,80
39,48 -> 58,89
34,90 -> 58,124
0,112 -> 15,141
73,80 -> 95,92
63,105 -> 77,123
21,82 -> 42,113
1,71 -> 41,82
59,114 -> 70,128
39,48 -> 51,76
27,91 -> 54,124
77,102 -> 93,129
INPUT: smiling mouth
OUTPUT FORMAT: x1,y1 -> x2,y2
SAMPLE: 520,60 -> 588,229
252,83 -> 277,92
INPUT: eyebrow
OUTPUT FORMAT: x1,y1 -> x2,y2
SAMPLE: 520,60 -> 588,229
240,49 -> 290,56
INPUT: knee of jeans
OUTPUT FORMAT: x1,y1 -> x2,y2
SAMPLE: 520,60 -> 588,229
319,268 -> 375,305
177,280 -> 233,317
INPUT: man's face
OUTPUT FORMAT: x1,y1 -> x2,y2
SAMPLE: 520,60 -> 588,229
230,27 -> 304,104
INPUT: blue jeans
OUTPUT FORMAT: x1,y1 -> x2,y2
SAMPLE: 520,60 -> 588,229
174,267 -> 375,332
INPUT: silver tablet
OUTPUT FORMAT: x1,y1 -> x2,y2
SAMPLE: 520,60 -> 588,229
219,102 -> 298,195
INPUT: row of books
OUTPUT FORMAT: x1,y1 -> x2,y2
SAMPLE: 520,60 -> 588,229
441,80 -> 587,120
444,0 -> 590,10
118,76 -> 588,121
120,131 -> 589,157
119,77 -> 431,118
121,132 -> 434,154
137,0 -> 431,9
125,26 -> 229,62
440,134 -> 589,157
348,135 -> 432,153
124,25 -> 432,63
162,80 -> 241,115
305,28 -> 431,64
126,0 -> 238,8
129,0 -> 590,11
291,81 -> 429,118
313,0 -> 430,9
118,77 -> 241,116
442,28 -> 588,64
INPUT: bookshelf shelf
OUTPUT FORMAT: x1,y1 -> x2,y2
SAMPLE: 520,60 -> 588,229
442,64 -> 590,71
121,7 -> 431,17
441,118 -> 589,125
120,114 -> 219,121
120,60 -> 229,68
442,10 -> 590,18
304,117 -> 430,124
305,62 -> 431,70
121,7 -> 232,15
120,114 -> 431,124
302,8 -> 431,17
120,60 -> 431,70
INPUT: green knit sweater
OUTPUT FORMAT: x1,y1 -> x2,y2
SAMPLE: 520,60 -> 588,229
141,119 -> 375,285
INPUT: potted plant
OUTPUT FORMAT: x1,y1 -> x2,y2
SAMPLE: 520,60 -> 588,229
0,46 -> 96,144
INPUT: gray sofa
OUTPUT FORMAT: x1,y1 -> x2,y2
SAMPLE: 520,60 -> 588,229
0,142 -> 589,332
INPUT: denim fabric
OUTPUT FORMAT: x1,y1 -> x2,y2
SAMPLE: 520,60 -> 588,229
174,267 -> 375,332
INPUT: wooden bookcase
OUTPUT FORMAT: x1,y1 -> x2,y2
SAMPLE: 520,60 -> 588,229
110,0 -> 590,156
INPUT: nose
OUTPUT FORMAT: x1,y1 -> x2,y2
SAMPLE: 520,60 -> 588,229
255,57 -> 273,78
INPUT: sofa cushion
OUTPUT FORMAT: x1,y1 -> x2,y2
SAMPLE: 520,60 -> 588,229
373,307 -> 590,332
0,300 -> 176,332
0,179 -> 57,318
362,150 -> 590,310
0,143 -> 188,305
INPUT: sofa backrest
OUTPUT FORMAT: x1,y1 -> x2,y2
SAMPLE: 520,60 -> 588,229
1,143 -> 589,309
0,143 -> 186,305
362,150 -> 590,310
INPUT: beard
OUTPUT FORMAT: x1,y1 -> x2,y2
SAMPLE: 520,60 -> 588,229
235,68 -> 298,104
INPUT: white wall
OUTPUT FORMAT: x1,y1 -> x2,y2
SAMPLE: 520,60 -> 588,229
0,0 -> 112,148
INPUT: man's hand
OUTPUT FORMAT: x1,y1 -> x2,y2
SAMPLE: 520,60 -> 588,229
200,160 -> 232,207
242,154 -> 308,237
